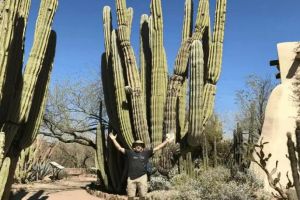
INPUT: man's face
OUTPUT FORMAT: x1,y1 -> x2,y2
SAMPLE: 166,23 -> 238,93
133,145 -> 144,152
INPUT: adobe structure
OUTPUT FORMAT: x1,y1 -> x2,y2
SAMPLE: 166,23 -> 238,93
250,42 -> 300,192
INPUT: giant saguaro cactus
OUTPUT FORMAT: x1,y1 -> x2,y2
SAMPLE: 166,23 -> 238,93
100,0 -> 226,191
0,0 -> 57,199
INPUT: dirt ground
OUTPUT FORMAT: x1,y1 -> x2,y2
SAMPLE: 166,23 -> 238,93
10,176 -> 103,200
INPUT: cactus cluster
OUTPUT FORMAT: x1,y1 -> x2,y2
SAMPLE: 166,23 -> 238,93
0,0 -> 57,199
99,0 -> 226,191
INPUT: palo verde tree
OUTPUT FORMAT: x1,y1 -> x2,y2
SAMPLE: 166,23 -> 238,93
98,0 -> 227,193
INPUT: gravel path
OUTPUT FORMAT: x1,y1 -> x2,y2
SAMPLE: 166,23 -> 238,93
10,177 -> 103,200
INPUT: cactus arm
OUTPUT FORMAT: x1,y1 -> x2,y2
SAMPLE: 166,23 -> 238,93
127,7 -> 133,39
115,0 -> 150,146
18,0 -> 58,120
187,40 -> 204,146
95,124 -> 109,189
0,0 -> 4,18
164,75 -> 183,135
178,0 -> 193,139
201,83 -> 216,125
103,6 -> 112,61
100,55 -> 118,133
181,0 -> 193,43
207,0 -> 227,83
20,30 -> 56,149
102,9 -> 120,131
199,0 -> 226,138
0,157 -> 10,199
150,0 -> 168,147
2,0 -> 58,154
0,132 -> 4,166
0,0 -> 31,122
111,30 -> 134,148
287,132 -> 300,199
193,0 -> 209,40
139,14 -> 151,121
0,0 -> 22,104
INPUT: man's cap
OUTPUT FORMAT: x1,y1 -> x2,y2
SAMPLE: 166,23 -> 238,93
132,140 -> 145,148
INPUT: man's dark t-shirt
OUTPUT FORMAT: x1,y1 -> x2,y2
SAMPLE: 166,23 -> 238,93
125,149 -> 153,179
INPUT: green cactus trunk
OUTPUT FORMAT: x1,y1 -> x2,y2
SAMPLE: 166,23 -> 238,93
115,0 -> 150,147
95,124 -> 109,189
110,30 -> 134,148
149,0 -> 168,162
177,0 -> 193,140
0,0 -> 58,198
139,14 -> 151,127
187,40 -> 204,146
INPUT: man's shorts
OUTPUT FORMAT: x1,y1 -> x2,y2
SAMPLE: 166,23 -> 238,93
127,174 -> 148,197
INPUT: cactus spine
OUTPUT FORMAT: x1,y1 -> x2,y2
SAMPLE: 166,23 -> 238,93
0,0 -> 57,198
177,0 -> 193,139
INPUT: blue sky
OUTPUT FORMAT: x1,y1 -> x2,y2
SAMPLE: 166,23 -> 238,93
25,0 -> 300,134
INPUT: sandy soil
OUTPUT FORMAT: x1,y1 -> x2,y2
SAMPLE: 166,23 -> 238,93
10,176 -> 103,200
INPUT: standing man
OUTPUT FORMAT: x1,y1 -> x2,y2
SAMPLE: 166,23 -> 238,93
109,133 -> 173,199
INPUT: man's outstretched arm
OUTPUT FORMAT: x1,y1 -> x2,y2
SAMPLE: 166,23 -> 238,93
109,133 -> 125,154
153,134 -> 174,153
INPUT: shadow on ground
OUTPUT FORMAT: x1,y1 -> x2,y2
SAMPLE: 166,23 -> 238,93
9,189 -> 49,200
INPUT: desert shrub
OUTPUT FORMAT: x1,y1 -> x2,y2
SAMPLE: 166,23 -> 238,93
147,190 -> 179,200
149,173 -> 172,191
169,166 -> 271,200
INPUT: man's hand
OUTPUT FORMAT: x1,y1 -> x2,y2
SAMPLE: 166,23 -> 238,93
108,133 -> 125,154
109,133 -> 117,141
166,132 -> 175,143
153,133 -> 175,152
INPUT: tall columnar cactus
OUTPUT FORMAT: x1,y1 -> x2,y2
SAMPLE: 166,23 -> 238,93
100,0 -> 226,191
177,0 -> 193,139
0,0 -> 57,199
95,102 -> 109,189
149,0 -> 168,150
115,0 -> 151,147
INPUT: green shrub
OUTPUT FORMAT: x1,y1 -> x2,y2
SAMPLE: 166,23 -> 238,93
169,166 -> 271,200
